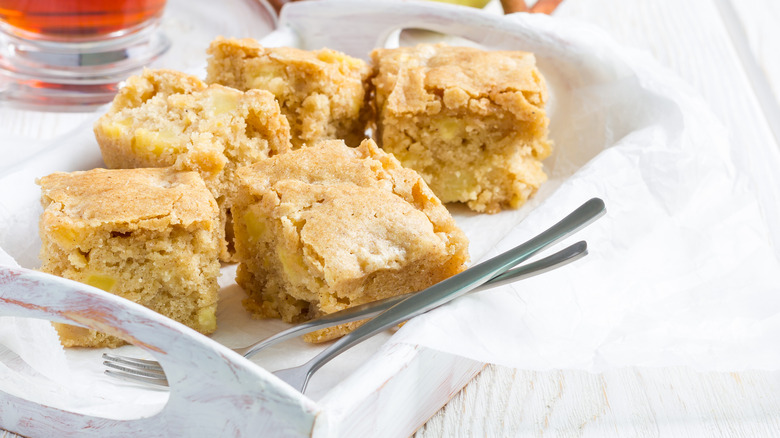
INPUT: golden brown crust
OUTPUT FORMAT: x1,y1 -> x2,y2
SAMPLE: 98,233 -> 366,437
373,44 -> 548,117
39,168 -> 216,228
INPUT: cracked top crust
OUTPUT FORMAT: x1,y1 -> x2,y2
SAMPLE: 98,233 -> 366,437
235,139 -> 470,279
237,138 -> 463,235
371,43 -> 548,117
269,180 -> 448,284
38,168 -> 218,229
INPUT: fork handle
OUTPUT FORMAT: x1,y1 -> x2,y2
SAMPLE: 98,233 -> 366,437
236,240 -> 587,358
297,198 -> 606,389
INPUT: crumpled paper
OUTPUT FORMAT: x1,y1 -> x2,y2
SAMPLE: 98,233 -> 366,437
1,8 -> 779,421
391,14 -> 780,372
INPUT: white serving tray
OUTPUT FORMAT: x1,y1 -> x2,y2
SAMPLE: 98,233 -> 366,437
0,1 -> 585,436
0,266 -> 483,437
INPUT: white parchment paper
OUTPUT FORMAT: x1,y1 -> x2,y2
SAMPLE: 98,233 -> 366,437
391,14 -> 780,371
1,9 -> 779,421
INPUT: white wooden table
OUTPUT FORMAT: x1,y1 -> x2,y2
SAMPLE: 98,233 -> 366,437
2,0 -> 779,436
417,0 -> 780,436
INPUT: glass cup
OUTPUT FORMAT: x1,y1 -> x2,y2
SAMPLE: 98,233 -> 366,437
0,0 -> 171,109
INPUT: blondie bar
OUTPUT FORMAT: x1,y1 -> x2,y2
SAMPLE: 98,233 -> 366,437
371,43 -> 552,213
206,37 -> 372,148
38,168 -> 221,348
232,139 -> 469,342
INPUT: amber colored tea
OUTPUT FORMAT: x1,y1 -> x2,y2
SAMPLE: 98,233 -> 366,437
0,0 -> 166,40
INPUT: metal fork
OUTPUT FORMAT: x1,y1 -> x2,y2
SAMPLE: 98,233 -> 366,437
272,198 -> 605,393
105,198 -> 605,392
103,240 -> 587,387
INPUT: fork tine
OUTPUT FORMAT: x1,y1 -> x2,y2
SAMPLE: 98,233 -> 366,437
103,358 -> 167,379
103,352 -> 164,372
103,353 -> 170,387
104,369 -> 169,387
